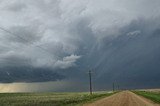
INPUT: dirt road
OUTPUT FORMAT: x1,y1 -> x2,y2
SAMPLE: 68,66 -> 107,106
84,91 -> 160,106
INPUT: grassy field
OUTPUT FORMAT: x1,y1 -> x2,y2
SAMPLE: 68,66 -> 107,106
133,91 -> 160,103
0,91 -> 114,106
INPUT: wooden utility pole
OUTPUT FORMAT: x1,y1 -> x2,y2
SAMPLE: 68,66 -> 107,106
88,70 -> 92,95
117,85 -> 120,91
113,82 -> 115,92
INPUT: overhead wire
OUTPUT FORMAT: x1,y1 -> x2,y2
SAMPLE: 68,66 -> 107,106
0,26 -> 59,60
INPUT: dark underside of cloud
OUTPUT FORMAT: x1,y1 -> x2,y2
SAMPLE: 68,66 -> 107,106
0,67 -> 65,83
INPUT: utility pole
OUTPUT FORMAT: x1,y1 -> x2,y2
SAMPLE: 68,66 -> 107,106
113,82 -> 115,92
88,70 -> 93,95
117,85 -> 120,91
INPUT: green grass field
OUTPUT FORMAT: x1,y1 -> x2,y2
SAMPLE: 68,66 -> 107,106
0,91 -> 114,106
133,91 -> 160,103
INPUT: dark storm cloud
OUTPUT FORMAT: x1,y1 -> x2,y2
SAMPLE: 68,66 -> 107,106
85,18 -> 160,90
0,66 -> 65,83
0,0 -> 160,91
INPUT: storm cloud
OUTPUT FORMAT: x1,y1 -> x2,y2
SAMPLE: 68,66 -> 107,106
0,0 -> 160,91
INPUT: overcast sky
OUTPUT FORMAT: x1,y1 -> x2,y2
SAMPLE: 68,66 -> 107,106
0,0 -> 160,92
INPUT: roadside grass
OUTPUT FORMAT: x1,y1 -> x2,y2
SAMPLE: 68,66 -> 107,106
0,91 -> 115,106
133,91 -> 160,103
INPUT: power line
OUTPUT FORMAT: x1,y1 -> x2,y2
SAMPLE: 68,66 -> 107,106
0,26 -> 59,59
0,27 -> 31,44
0,58 -> 30,64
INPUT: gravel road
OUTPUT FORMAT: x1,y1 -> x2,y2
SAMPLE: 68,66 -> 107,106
84,91 -> 160,106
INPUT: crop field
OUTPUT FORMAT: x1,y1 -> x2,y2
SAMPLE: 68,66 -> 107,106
0,91 -> 114,106
134,90 -> 160,103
